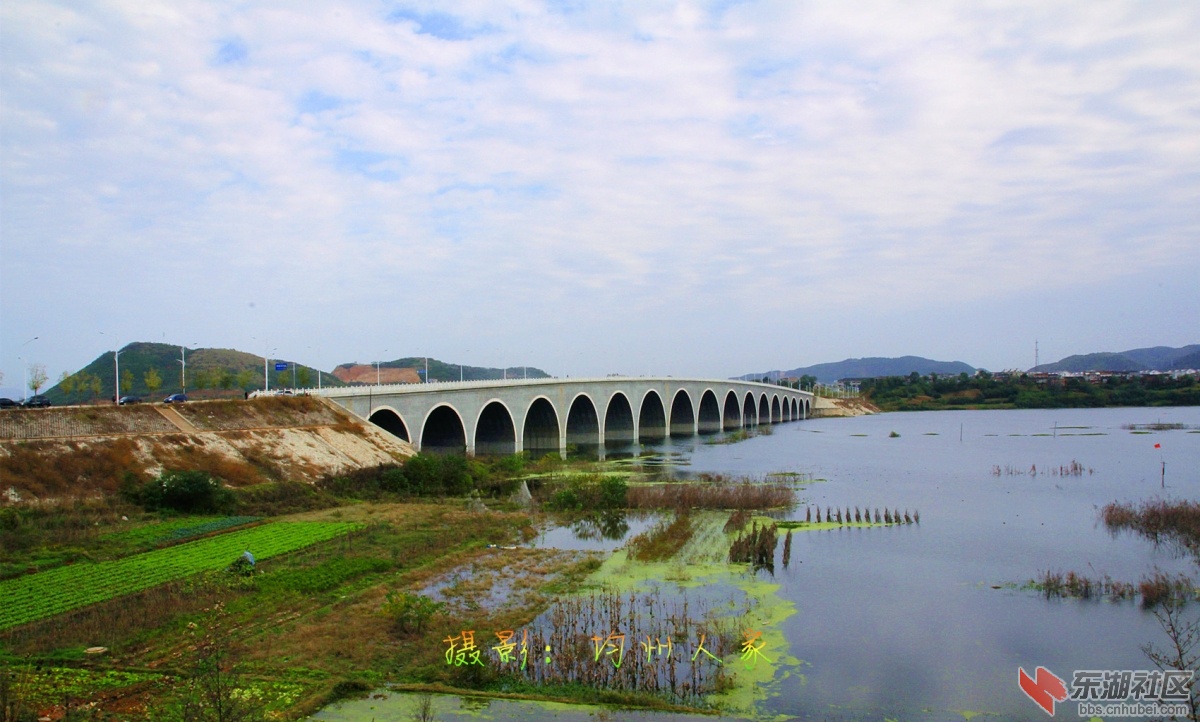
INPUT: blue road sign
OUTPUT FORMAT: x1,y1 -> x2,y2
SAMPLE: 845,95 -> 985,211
274,362 -> 288,371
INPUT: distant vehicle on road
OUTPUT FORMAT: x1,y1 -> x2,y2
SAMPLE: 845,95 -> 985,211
22,395 -> 51,408
119,395 -> 143,405
0,398 -> 18,409
163,393 -> 188,404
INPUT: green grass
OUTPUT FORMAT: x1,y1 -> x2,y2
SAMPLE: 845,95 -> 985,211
0,521 -> 359,630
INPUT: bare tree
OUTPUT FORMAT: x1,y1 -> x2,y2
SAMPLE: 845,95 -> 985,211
411,693 -> 436,722
167,605 -> 265,722
27,364 -> 47,396
1142,597 -> 1200,721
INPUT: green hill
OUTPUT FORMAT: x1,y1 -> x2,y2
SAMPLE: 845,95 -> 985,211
1032,345 -> 1200,373
745,356 -> 976,384
45,343 -> 344,404
335,357 -> 551,383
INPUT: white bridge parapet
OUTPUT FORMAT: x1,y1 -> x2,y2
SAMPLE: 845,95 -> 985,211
302,377 -> 812,455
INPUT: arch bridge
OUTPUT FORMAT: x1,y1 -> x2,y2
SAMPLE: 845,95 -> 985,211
314,377 -> 812,455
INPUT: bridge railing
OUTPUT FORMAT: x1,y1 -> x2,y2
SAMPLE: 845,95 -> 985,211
252,377 -> 813,399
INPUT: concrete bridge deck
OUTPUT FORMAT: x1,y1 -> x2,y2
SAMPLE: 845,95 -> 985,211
307,377 -> 812,455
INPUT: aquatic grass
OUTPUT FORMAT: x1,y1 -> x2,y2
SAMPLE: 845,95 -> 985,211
723,509 -> 751,534
1032,570 -> 1186,606
991,461 -> 1093,477
511,587 -> 742,705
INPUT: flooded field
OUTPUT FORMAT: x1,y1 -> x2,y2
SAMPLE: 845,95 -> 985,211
312,407 -> 1200,721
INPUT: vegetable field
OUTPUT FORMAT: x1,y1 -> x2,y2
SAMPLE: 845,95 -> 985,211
0,521 -> 359,630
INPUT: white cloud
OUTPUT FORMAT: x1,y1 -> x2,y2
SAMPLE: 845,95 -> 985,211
2,0 -> 1198,381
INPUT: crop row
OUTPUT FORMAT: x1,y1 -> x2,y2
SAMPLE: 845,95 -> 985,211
163,515 -> 261,540
101,515 -> 260,546
0,521 -> 358,630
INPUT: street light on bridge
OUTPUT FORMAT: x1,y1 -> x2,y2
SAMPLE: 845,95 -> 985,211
18,336 -> 38,402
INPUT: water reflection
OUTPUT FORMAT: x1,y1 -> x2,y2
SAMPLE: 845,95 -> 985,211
569,510 -> 630,541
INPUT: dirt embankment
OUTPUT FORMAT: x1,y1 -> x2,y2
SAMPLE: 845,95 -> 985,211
0,396 -> 413,503
811,396 -> 880,418
332,364 -> 421,384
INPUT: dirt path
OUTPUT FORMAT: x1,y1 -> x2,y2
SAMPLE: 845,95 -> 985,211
154,406 -> 199,433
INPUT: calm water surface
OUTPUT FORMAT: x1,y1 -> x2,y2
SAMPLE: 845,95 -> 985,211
315,407 -> 1200,721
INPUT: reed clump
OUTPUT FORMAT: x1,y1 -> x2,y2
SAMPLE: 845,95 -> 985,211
728,521 -> 777,571
1102,499 -> 1200,559
625,479 -> 795,511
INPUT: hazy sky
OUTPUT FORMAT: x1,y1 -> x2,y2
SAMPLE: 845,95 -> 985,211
2,1 -> 1198,393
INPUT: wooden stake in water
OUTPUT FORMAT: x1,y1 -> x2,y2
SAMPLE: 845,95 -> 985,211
1162,461 -> 1166,489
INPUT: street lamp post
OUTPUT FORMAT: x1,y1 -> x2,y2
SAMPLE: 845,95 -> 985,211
177,343 -> 197,393
97,332 -> 123,403
114,347 -> 123,404
18,336 -> 38,401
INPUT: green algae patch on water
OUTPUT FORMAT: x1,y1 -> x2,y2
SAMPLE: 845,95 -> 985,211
575,513 -> 802,718
309,690 -> 746,721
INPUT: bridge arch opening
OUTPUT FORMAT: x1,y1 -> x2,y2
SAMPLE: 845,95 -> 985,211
723,391 -> 741,430
782,397 -> 791,422
475,401 -> 516,456
638,390 -> 666,441
743,392 -> 758,426
759,394 -> 770,424
697,390 -> 721,434
771,396 -> 782,423
422,405 -> 466,454
670,389 -> 695,436
369,408 -> 409,442
792,398 -> 799,420
566,394 -> 600,449
523,397 -> 560,456
604,393 -> 635,444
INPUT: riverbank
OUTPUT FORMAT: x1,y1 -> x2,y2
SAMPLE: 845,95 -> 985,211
811,396 -> 879,417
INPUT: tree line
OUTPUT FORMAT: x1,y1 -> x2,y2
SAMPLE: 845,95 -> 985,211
860,371 -> 1200,411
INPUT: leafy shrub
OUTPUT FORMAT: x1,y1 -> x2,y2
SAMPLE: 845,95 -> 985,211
380,590 -> 443,635
318,454 -> 516,499
129,470 -> 236,514
544,474 -> 627,512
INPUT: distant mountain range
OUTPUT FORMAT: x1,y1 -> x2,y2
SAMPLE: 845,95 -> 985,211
1030,345 -> 1200,373
742,344 -> 1200,384
742,356 -> 976,384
